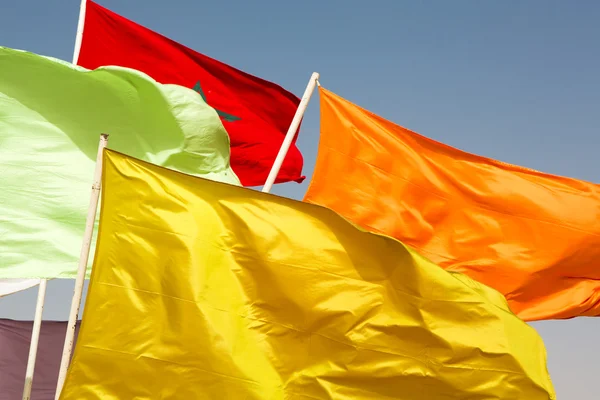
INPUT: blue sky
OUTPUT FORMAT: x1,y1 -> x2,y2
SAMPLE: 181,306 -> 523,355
1,0 -> 599,398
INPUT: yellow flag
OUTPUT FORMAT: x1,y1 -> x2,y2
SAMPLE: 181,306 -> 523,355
60,150 -> 555,399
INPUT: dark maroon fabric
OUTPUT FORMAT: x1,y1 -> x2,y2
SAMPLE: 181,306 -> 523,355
0,320 -> 79,400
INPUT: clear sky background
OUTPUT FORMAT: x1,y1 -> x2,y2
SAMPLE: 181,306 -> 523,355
1,1 -> 598,398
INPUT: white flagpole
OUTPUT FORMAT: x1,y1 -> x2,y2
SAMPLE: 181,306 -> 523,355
72,0 -> 87,65
261,72 -> 320,193
22,4 -> 89,397
21,279 -> 47,400
54,134 -> 108,399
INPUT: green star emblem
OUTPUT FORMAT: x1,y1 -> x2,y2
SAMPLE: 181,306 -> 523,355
192,81 -> 241,122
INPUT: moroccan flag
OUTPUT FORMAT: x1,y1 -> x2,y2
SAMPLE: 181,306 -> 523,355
304,87 -> 600,322
0,46 -> 239,286
59,150 -> 555,399
77,0 -> 304,187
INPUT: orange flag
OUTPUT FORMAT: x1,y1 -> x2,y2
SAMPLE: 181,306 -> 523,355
305,87 -> 600,321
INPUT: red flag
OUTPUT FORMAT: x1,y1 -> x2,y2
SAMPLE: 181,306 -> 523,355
77,0 -> 304,187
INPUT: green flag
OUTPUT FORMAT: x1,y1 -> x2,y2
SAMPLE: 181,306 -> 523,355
0,46 -> 240,280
